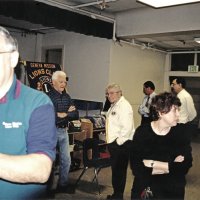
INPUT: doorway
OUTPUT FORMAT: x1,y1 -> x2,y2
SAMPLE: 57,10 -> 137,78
42,46 -> 63,67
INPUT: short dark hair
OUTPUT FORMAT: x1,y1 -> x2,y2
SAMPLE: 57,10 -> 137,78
173,77 -> 186,88
144,81 -> 155,90
150,92 -> 181,121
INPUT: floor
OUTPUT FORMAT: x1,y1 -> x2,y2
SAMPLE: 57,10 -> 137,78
50,134 -> 200,200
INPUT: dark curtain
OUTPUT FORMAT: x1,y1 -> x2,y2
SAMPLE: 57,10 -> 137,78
0,0 -> 113,39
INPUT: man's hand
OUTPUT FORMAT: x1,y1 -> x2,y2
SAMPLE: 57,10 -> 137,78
57,106 -> 76,118
68,105 -> 76,112
57,112 -> 67,118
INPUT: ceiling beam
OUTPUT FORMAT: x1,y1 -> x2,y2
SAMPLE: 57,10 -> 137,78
35,0 -> 115,23
73,0 -> 118,8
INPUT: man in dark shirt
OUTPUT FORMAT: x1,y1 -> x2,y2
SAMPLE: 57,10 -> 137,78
48,71 -> 78,193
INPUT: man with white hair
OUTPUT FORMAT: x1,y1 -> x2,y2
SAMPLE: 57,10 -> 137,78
48,70 -> 78,193
106,83 -> 134,200
0,26 -> 57,199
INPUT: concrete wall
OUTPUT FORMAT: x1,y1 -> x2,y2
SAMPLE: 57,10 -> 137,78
11,31 -> 42,62
116,3 -> 200,37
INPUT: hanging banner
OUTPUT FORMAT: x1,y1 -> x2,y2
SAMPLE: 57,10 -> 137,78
25,61 -> 61,93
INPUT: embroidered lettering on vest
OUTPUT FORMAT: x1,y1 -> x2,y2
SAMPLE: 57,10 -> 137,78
2,121 -> 22,128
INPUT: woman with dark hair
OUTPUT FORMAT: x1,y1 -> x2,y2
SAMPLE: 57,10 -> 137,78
130,92 -> 192,200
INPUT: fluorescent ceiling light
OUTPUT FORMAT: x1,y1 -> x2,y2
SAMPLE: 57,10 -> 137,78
137,0 -> 200,8
194,38 -> 200,43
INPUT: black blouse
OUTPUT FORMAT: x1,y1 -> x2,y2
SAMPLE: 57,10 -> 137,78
130,123 -> 192,199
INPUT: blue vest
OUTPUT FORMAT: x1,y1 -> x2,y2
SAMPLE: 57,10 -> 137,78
0,76 -> 56,199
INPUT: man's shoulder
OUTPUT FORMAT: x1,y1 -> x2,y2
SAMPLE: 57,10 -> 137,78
47,88 -> 55,96
151,92 -> 156,97
20,84 -> 53,106
119,96 -> 132,110
179,89 -> 193,99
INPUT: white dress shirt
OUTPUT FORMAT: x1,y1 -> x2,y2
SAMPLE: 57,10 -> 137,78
178,89 -> 197,123
138,92 -> 156,117
106,96 -> 135,145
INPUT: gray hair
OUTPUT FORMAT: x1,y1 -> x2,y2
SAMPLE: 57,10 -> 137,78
52,71 -> 67,80
106,83 -> 122,94
0,26 -> 18,52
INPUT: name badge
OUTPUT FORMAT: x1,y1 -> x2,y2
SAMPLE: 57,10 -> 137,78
111,111 -> 116,115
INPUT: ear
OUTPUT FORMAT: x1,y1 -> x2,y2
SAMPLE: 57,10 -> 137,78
158,111 -> 162,118
10,51 -> 19,69
52,79 -> 56,86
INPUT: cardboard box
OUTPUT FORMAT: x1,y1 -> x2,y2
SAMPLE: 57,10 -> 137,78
81,119 -> 93,138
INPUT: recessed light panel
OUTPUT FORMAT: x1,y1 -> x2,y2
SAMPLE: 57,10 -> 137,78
137,0 -> 200,8
194,38 -> 200,43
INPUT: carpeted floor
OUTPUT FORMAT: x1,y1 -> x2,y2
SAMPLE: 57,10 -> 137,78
51,134 -> 200,200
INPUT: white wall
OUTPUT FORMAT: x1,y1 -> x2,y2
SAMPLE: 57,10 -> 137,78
109,42 -> 166,127
116,3 -> 200,37
42,31 -> 111,102
11,30 -> 167,127
11,31 -> 42,62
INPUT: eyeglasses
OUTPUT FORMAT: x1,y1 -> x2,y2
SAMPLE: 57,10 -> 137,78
58,81 -> 67,84
105,91 -> 120,96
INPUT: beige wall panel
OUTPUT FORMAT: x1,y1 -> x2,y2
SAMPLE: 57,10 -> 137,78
109,42 -> 166,128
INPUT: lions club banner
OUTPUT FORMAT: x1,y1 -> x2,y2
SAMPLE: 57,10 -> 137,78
25,61 -> 61,93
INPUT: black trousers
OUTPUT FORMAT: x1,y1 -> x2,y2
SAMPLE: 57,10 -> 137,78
108,140 -> 131,197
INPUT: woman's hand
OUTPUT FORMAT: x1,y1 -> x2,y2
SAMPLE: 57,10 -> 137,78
143,159 -> 154,168
143,159 -> 169,174
174,155 -> 184,162
152,168 -> 165,175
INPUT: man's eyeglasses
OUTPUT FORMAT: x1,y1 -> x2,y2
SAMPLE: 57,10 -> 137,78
105,91 -> 120,97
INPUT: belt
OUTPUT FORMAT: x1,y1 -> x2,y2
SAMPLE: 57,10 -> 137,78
56,125 -> 67,128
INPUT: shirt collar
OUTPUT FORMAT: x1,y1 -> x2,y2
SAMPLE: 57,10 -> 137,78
0,75 -> 21,104
51,87 -> 66,96
145,92 -> 155,98
112,96 -> 124,107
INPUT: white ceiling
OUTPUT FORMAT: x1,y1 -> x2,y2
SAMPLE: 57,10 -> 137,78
1,0 -> 200,52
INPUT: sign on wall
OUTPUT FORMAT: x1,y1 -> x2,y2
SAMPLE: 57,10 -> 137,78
188,65 -> 199,73
25,61 -> 61,93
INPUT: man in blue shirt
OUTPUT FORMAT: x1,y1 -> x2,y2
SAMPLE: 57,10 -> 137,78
138,81 -> 156,125
0,26 -> 57,199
